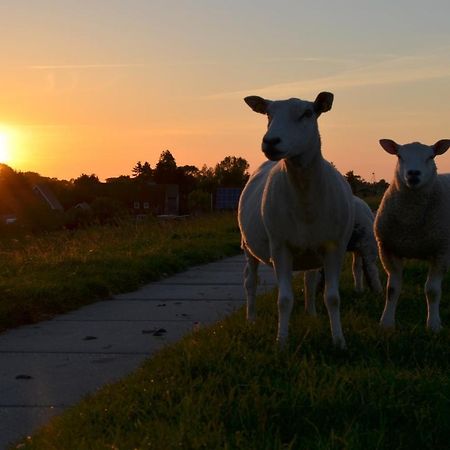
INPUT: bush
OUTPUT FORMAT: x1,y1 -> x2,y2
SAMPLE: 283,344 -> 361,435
18,204 -> 65,233
90,197 -> 127,224
188,189 -> 212,213
64,205 -> 94,229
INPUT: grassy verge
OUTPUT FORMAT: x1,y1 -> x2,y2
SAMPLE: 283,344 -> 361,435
0,213 -> 240,332
17,258 -> 449,449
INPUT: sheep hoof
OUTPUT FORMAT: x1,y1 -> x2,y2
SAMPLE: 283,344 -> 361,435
427,321 -> 442,333
246,315 -> 256,324
276,335 -> 288,349
333,336 -> 347,350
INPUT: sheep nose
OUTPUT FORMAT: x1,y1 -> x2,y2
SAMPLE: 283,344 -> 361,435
263,136 -> 281,146
406,170 -> 421,187
262,136 -> 282,160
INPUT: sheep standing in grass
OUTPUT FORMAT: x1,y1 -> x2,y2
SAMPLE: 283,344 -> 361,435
304,195 -> 382,315
238,92 -> 354,348
347,196 -> 382,293
374,139 -> 450,332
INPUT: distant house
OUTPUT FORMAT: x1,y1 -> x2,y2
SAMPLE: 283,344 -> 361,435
33,184 -> 64,211
215,187 -> 242,210
132,184 -> 179,216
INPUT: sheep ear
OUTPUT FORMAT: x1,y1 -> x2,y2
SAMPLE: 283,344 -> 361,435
314,92 -> 334,115
433,139 -> 450,156
379,139 -> 399,155
244,96 -> 269,114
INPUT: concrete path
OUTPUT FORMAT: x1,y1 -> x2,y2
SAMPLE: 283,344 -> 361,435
0,254 -> 276,449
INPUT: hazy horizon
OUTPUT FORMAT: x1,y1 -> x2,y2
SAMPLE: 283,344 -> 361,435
1,0 -> 449,182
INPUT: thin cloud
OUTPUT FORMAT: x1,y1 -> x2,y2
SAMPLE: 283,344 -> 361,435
27,60 -> 221,70
205,52 -> 450,100
258,56 -> 359,65
28,63 -> 150,70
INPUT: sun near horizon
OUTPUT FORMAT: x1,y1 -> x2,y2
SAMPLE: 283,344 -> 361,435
0,126 -> 27,168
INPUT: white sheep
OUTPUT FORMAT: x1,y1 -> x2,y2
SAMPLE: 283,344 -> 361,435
238,93 -> 354,348
304,195 -> 382,315
374,139 -> 450,332
348,196 -> 382,293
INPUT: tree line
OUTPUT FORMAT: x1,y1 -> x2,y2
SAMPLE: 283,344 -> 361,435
0,150 -> 251,232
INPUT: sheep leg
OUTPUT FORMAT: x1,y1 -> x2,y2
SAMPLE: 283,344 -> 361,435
425,264 -> 444,333
243,250 -> 259,322
352,253 -> 364,293
362,256 -> 383,294
304,270 -> 318,316
323,251 -> 346,349
272,247 -> 294,346
379,252 -> 403,329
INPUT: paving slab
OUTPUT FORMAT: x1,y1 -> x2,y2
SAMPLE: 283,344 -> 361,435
0,319 -> 195,354
158,262 -> 275,284
0,353 -> 145,406
115,283 -> 248,300
0,253 -> 277,449
54,299 -> 242,322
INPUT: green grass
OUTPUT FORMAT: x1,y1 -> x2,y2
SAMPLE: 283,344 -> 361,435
0,213 -> 241,332
16,258 -> 450,449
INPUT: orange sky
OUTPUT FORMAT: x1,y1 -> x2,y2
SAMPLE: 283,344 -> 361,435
0,1 -> 449,182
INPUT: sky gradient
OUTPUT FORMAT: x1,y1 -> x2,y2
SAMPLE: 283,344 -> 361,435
0,0 -> 449,182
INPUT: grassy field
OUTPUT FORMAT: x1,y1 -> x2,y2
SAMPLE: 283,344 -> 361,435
16,256 -> 450,449
0,213 -> 241,332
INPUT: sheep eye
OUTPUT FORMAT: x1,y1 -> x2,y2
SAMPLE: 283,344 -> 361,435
298,109 -> 313,121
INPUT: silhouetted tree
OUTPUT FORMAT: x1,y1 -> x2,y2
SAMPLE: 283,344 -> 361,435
132,161 -> 153,182
0,164 -> 34,215
196,164 -> 217,192
214,156 -> 250,187
154,150 -> 178,184
345,170 -> 364,194
176,165 -> 199,191
132,161 -> 143,178
140,162 -> 153,180
73,174 -> 102,202
105,175 -> 135,204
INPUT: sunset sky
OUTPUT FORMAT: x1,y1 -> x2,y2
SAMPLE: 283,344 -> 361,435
0,0 -> 449,182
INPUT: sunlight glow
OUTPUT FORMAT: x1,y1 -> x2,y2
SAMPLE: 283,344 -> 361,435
0,132 -> 10,163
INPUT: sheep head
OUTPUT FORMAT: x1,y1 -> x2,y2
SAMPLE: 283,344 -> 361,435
380,139 -> 450,189
244,92 -> 334,164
